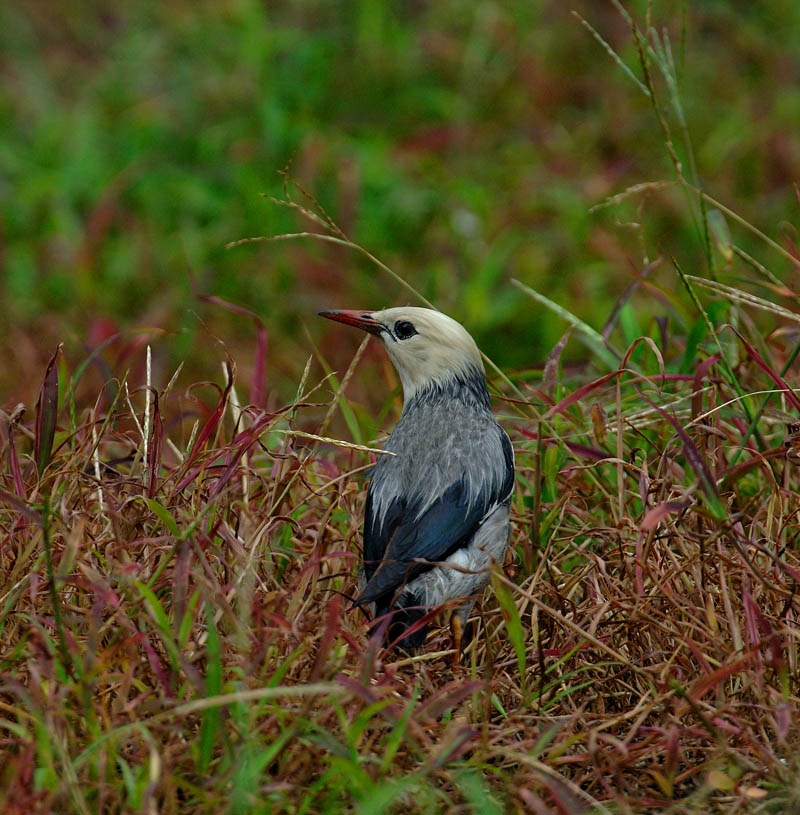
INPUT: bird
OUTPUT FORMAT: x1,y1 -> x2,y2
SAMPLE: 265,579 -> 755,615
319,306 -> 514,655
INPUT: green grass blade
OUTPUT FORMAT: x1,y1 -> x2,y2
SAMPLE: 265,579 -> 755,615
511,279 -> 620,369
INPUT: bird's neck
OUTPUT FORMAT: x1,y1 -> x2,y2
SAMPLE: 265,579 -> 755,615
402,365 -> 492,413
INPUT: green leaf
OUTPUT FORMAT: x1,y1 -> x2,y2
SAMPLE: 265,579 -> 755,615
354,775 -> 420,815
680,316 -> 707,373
198,603 -> 223,772
492,577 -> 527,696
457,769 -> 504,815
380,689 -> 418,772
144,497 -> 181,537
178,590 -> 201,647
135,582 -> 171,634
707,209 -> 733,262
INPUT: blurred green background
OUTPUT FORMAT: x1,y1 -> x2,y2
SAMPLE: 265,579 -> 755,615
1,0 -> 799,405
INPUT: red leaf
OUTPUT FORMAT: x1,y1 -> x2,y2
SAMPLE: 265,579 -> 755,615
637,389 -> 724,518
0,488 -> 43,525
689,650 -> 757,699
742,590 -> 773,644
207,406 -> 293,499
135,631 -> 174,697
621,335 -> 665,380
176,361 -> 235,492
416,679 -> 484,721
641,501 -> 690,531
147,390 -> 164,498
729,326 -> 800,413
543,328 -> 572,394
664,726 -> 680,779
776,701 -> 792,744
692,354 -> 721,417
310,596 -> 342,681
543,370 -> 620,419
207,436 -> 258,500
544,776 -> 586,815
34,345 -> 62,475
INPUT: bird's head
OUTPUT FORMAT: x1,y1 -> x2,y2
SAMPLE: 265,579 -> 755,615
319,306 -> 485,403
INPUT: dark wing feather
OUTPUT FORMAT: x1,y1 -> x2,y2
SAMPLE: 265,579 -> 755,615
357,477 -> 492,607
500,430 -> 515,500
362,487 -> 404,581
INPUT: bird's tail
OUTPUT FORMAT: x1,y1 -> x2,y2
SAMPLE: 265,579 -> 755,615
370,595 -> 431,652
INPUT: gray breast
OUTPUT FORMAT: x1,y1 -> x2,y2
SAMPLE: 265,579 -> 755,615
369,398 -> 511,529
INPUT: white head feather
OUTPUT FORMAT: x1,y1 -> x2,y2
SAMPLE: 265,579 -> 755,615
368,307 -> 485,402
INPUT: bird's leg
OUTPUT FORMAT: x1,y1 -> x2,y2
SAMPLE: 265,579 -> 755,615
450,612 -> 463,665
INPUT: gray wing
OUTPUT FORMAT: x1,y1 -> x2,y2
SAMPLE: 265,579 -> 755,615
357,429 -> 513,607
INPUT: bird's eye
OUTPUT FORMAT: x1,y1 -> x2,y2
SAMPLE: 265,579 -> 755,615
393,320 -> 417,340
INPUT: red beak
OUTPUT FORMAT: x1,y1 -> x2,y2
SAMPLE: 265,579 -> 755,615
318,309 -> 384,336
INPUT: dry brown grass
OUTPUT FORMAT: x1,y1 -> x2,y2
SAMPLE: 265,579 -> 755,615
1,270 -> 800,814
3,1 -> 800,811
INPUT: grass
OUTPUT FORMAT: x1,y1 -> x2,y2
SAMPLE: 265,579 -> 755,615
3,199 -> 800,815
2,231 -> 800,811
2,1 -> 800,813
